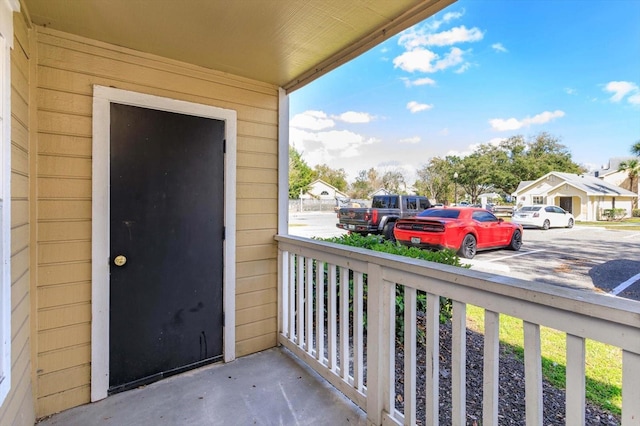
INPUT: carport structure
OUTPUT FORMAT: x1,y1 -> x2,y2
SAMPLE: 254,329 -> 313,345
1,1 -> 639,425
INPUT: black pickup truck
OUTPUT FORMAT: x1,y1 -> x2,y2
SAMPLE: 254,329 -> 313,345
336,194 -> 431,240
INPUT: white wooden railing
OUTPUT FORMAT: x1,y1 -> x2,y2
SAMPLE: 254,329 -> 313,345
276,235 -> 640,426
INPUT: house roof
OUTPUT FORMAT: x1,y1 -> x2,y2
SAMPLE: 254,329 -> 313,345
23,0 -> 455,92
516,172 -> 637,198
309,179 -> 348,197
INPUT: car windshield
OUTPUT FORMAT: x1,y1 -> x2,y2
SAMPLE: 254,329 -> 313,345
520,206 -> 542,212
417,209 -> 460,219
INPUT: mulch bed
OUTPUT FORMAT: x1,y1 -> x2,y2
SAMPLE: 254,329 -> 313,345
392,323 -> 621,425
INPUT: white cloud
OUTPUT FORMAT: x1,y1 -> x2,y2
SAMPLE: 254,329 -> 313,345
420,9 -> 464,32
401,77 -> 437,87
335,111 -> 374,123
492,43 -> 507,53
489,110 -> 565,131
604,81 -> 640,104
399,136 -> 421,144
393,47 -> 468,73
290,110 -> 335,130
398,24 -> 482,49
407,101 -> 433,113
564,88 -> 577,95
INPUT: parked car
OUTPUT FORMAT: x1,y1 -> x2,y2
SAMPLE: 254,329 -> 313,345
336,194 -> 431,240
511,205 -> 574,230
394,207 -> 523,259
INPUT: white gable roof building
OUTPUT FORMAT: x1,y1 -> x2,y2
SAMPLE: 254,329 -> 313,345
513,172 -> 637,221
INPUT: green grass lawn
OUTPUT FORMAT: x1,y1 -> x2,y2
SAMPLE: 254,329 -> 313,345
466,305 -> 622,415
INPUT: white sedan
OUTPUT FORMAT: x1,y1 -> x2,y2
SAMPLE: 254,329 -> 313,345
512,205 -> 574,230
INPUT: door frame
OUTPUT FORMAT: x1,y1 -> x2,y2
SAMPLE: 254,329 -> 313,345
90,86 -> 236,401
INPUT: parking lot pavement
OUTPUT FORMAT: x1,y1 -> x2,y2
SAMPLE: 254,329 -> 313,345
288,214 -> 640,301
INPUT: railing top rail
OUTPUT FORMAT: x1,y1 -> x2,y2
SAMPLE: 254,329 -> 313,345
276,234 -> 640,333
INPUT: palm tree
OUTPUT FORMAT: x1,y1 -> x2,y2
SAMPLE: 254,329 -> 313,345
618,158 -> 640,208
632,140 -> 640,157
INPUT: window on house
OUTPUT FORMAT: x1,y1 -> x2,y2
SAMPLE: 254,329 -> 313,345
533,196 -> 545,204
320,190 -> 329,195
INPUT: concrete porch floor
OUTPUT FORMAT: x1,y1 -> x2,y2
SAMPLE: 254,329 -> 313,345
37,347 -> 367,425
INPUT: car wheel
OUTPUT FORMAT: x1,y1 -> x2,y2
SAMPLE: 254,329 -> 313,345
542,219 -> 550,230
508,229 -> 522,251
458,234 -> 477,259
567,218 -> 574,228
383,222 -> 396,242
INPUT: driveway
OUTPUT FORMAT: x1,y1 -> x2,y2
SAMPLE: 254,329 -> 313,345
288,213 -> 640,301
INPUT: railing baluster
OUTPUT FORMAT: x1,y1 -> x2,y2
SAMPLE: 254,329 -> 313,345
354,271 -> 364,391
483,309 -> 500,426
622,350 -> 640,425
425,292 -> 439,425
340,266 -> 350,381
279,250 -> 288,337
524,321 -> 543,425
306,258 -> 314,354
297,255 -> 305,348
404,287 -> 417,425
565,333 -> 585,425
452,300 -> 467,426
328,264 -> 337,372
316,261 -> 325,364
288,252 -> 295,340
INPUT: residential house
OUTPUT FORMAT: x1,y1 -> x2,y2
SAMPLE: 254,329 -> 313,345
303,179 -> 348,200
513,171 -> 637,221
594,157 -> 639,200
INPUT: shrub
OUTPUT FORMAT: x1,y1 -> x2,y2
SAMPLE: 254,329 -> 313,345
633,209 -> 640,218
600,208 -> 627,221
320,233 -> 465,337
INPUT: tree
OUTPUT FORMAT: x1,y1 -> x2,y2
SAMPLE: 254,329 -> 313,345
349,169 -> 374,199
618,158 -> 640,208
288,146 -> 314,199
313,164 -> 348,192
381,169 -> 407,194
632,140 -> 640,157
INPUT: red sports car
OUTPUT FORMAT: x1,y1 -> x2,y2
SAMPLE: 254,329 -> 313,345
393,207 -> 523,259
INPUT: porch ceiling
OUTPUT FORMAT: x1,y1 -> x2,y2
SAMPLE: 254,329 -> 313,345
22,0 -> 456,92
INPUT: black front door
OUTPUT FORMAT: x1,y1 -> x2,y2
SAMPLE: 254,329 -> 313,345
109,103 -> 225,393
560,196 -> 572,213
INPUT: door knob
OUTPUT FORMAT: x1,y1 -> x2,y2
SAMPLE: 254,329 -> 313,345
114,255 -> 127,267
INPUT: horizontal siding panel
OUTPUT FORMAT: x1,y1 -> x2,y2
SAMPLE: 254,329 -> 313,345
2,343 -> 33,425
236,168 -> 277,185
38,200 -> 91,220
11,144 -> 28,175
237,120 -> 277,140
38,365 -> 90,398
237,151 -> 277,170
37,282 -> 91,309
11,314 -> 30,368
38,110 -> 92,138
237,274 -> 276,296
37,385 -> 90,418
11,291 -> 29,341
12,117 -> 28,153
237,137 -> 278,155
11,172 -> 28,199
37,88 -> 92,115
236,229 -> 277,247
39,241 -> 91,264
236,260 -> 277,279
11,61 -> 29,106
11,248 -> 29,284
236,244 -> 277,263
38,344 -> 91,375
236,317 -> 276,341
38,303 -> 91,331
11,86 -> 29,127
38,220 -> 91,242
11,200 -> 28,227
14,12 -> 30,52
236,183 -> 277,199
236,198 -> 278,215
11,224 -> 28,255
38,323 -> 91,353
236,334 -> 276,357
236,288 -> 277,310
38,36 -> 278,108
38,261 -> 91,286
38,177 -> 91,199
38,133 -> 92,157
237,214 -> 277,231
236,305 -> 277,328
38,155 -> 91,179
11,269 -> 29,312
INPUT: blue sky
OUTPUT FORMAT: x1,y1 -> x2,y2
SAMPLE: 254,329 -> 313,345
289,0 -> 640,183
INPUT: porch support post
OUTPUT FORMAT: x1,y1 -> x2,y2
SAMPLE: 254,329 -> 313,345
366,263 -> 394,425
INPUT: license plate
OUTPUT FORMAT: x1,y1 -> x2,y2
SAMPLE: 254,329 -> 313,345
348,224 -> 356,230
410,237 -> 421,244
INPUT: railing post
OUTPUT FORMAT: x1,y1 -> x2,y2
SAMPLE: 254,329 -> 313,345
366,263 -> 394,425
623,350 -> 640,425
